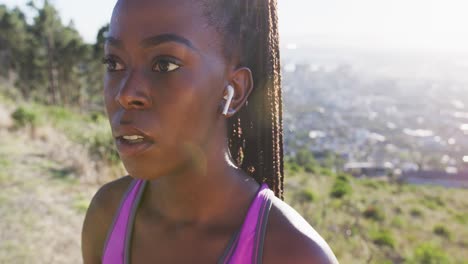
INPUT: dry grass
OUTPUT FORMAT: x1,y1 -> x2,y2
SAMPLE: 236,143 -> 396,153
0,125 -> 122,263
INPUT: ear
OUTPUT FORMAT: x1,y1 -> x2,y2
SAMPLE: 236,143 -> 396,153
222,67 -> 253,117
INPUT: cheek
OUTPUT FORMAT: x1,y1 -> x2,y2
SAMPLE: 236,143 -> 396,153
103,76 -> 119,112
156,70 -> 221,142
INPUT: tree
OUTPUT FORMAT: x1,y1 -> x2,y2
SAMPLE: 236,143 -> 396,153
0,1 -> 107,111
0,5 -> 31,93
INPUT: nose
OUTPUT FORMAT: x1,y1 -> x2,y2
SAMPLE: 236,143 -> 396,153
115,70 -> 152,110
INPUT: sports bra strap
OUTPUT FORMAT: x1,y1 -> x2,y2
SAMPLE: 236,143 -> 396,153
221,184 -> 274,264
102,179 -> 145,264
103,180 -> 274,264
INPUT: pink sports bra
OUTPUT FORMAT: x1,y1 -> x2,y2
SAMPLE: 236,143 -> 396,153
102,179 -> 274,264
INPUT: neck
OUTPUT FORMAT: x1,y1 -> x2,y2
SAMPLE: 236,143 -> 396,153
142,123 -> 259,227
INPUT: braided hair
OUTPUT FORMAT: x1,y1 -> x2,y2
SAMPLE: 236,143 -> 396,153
203,0 -> 284,199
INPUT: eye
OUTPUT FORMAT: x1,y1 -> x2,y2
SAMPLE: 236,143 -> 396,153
153,58 -> 181,73
102,56 -> 125,72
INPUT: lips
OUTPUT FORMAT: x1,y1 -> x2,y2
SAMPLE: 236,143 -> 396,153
113,125 -> 155,157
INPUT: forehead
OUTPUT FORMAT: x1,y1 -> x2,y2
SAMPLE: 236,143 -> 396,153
109,0 -> 218,50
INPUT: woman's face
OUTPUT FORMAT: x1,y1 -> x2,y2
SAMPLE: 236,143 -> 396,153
104,0 -> 229,179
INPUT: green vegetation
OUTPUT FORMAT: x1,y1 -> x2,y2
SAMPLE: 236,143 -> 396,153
422,195 -> 445,210
11,106 -> 38,138
363,205 -> 385,221
410,207 -> 424,218
0,156 -> 11,168
0,2 -> 107,110
284,148 -> 344,177
433,225 -> 452,240
284,168 -> 468,263
407,243 -> 450,264
73,195 -> 90,213
370,229 -> 395,248
454,213 -> 468,225
330,174 -> 352,198
294,188 -> 317,204
9,103 -> 119,165
296,148 -> 318,167
391,216 -> 404,228
320,167 -> 335,177
11,107 -> 37,128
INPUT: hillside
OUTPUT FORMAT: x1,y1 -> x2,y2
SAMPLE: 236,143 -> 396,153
284,171 -> 468,263
0,100 -> 467,264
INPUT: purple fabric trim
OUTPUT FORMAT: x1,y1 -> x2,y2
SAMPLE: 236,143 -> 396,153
219,230 -> 240,264
227,183 -> 272,264
254,194 -> 272,263
102,180 -> 136,257
252,196 -> 269,262
124,180 -> 147,263
102,179 -> 144,264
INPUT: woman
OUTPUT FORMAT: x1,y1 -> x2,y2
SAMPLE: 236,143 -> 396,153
82,0 -> 338,263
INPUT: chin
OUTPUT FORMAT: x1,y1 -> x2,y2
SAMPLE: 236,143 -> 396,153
123,164 -> 161,181
122,159 -> 191,181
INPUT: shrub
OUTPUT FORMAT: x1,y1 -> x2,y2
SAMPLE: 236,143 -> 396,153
46,106 -> 74,123
433,225 -> 452,239
295,189 -> 317,204
11,106 -> 37,128
363,205 -> 385,221
79,124 -> 120,164
86,129 -> 120,164
370,229 -> 395,248
304,163 -> 317,173
410,207 -> 423,218
336,173 -> 352,182
284,160 -> 301,175
320,167 -> 335,177
89,111 -> 106,123
408,243 -> 450,264
330,176 -> 352,198
362,179 -> 387,189
393,206 -> 403,214
295,149 -> 317,167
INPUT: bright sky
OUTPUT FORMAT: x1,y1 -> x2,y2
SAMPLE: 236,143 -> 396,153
2,0 -> 468,52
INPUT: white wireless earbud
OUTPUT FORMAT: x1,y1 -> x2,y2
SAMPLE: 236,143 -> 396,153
222,85 -> 235,116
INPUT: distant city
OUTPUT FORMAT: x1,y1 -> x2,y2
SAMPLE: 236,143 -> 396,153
281,43 -> 468,188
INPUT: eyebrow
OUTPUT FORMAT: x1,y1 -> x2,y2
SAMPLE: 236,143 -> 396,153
141,34 -> 196,50
105,34 -> 197,51
104,36 -> 123,48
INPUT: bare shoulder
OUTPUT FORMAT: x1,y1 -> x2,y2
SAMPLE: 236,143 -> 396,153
81,175 -> 133,264
263,196 -> 339,264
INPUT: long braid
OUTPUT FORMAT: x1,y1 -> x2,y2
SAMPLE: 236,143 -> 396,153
205,0 -> 284,199
267,0 -> 284,198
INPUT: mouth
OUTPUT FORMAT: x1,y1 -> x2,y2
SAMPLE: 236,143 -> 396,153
119,135 -> 146,144
115,133 -> 155,157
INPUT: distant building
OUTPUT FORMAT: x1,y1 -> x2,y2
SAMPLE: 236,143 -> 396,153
344,162 -> 393,178
401,170 -> 468,188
